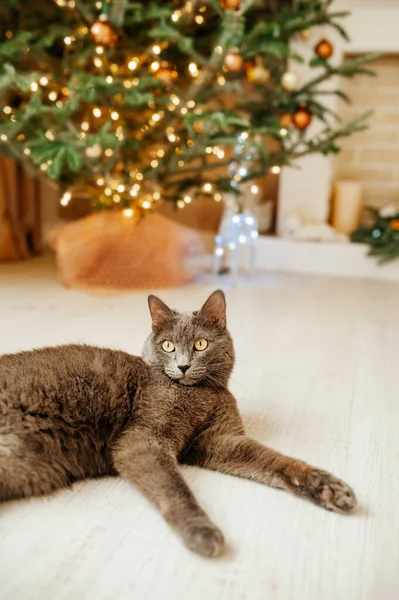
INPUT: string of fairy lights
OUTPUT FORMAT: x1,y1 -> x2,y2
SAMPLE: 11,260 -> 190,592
0,0 -> 314,216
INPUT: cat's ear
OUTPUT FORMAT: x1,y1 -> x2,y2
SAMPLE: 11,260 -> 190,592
198,290 -> 226,328
148,295 -> 174,330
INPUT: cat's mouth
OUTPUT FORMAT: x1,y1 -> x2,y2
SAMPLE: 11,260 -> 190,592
165,368 -> 204,386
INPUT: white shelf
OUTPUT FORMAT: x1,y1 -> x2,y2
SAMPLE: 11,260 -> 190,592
255,236 -> 399,282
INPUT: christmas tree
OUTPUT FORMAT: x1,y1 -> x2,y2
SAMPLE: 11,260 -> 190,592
0,0 -> 376,215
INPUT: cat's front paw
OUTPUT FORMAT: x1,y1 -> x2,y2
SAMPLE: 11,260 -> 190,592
302,469 -> 357,513
183,523 -> 225,558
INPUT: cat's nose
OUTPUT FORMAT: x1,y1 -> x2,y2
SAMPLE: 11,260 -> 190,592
178,365 -> 190,374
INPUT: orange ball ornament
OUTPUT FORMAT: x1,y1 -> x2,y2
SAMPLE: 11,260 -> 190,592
154,62 -> 178,83
220,0 -> 241,9
390,219 -> 399,231
90,19 -> 117,47
315,38 -> 333,60
280,113 -> 292,128
193,120 -> 204,133
224,51 -> 244,72
292,106 -> 312,130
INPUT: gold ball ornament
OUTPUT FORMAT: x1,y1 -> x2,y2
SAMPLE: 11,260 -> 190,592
224,51 -> 244,72
299,28 -> 313,40
246,62 -> 270,84
315,38 -> 334,60
220,0 -> 241,8
85,144 -> 102,158
90,20 -> 117,47
292,106 -> 312,130
281,71 -> 300,92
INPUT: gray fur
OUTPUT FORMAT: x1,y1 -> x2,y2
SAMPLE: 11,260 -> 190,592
0,290 -> 356,557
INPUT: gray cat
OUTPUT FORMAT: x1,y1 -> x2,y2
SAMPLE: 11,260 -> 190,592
0,290 -> 356,557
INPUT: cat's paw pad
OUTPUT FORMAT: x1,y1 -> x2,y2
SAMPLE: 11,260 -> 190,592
306,469 -> 357,513
184,524 -> 224,558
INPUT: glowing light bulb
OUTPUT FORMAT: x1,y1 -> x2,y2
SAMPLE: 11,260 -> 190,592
151,160 -> 159,168
214,193 -> 222,202
104,148 -> 113,157
152,45 -> 161,55
95,46 -> 104,55
93,107 -> 102,117
205,147 -> 213,154
203,183 -> 213,193
271,165 -> 281,174
180,107 -> 188,115
81,121 -> 89,131
188,63 -> 199,77
60,191 -> 71,206
45,130 -> 55,140
142,200 -> 151,209
93,57 -> 102,68
153,191 -> 161,200
152,113 -> 161,122
280,128 -> 288,136
117,184 -> 125,193
0,134 -> 8,141
217,76 -> 226,86
39,76 -> 49,86
97,177 -> 104,186
64,36 -> 72,45
48,91 -> 57,101
106,76 -> 113,84
251,185 -> 259,194
30,82 -> 39,91
184,195 -> 192,204
24,148 -> 31,155
170,95 -> 180,106
111,111 -> 119,121
3,106 -> 12,114
187,100 -> 196,108
128,58 -> 138,70
157,149 -> 165,158
171,10 -> 181,22
136,172 -> 143,181
150,61 -> 160,72
195,15 -> 204,24
104,187 -> 112,196
113,194 -> 121,203
123,208 -> 134,217
130,188 -> 138,197
177,200 -> 185,209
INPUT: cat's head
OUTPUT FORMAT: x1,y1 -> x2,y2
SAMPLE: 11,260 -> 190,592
142,290 -> 234,387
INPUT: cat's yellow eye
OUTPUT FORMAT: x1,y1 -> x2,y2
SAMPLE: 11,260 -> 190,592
162,340 -> 175,353
194,338 -> 208,351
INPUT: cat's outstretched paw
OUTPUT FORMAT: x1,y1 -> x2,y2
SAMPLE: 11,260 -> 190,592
183,523 -> 225,558
301,469 -> 357,513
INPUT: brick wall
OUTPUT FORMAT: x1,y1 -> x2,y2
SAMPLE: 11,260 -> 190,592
334,54 -> 399,210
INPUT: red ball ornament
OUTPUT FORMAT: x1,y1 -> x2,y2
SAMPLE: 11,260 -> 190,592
220,0 -> 241,8
292,106 -> 312,130
314,38 -> 334,60
224,50 -> 244,72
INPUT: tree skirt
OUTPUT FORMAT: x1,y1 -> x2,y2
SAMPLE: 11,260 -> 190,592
48,211 -> 206,294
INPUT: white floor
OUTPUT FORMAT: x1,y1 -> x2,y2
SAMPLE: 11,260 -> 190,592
1,258 -> 398,600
